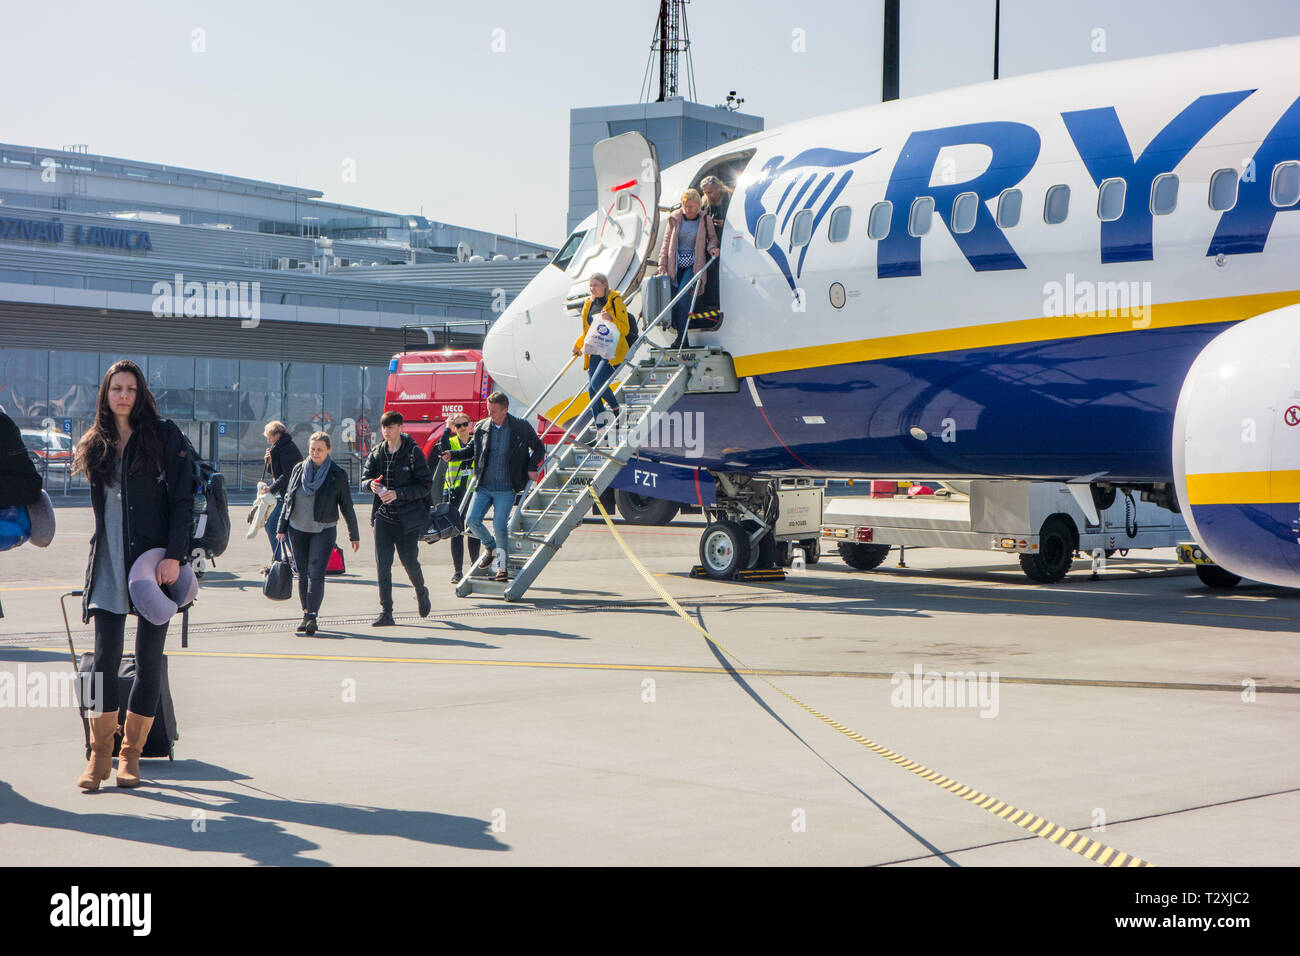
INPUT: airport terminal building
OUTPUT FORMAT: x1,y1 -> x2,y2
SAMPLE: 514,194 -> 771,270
0,143 -> 552,490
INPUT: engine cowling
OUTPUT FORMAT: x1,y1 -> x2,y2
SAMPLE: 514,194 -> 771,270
1173,304 -> 1300,587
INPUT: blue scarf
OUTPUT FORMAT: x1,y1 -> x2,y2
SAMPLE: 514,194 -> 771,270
302,456 -> 331,494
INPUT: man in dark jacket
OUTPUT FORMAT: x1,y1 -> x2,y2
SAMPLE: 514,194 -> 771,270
262,421 -> 302,569
441,391 -> 544,582
362,411 -> 433,625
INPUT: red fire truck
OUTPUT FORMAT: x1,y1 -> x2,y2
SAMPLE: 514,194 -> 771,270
383,326 -> 705,524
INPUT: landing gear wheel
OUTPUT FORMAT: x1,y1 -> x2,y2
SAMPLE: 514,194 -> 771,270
741,519 -> 777,569
838,542 -> 890,570
1195,564 -> 1242,589
1019,517 -> 1075,583
596,488 -> 617,516
614,489 -> 678,525
700,521 -> 749,579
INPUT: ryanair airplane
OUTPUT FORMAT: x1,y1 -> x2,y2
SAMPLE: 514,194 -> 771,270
485,37 -> 1300,589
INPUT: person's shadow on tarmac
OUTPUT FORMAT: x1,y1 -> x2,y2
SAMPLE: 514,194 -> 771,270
0,764 -> 508,865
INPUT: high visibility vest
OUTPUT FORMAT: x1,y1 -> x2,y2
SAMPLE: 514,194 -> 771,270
443,433 -> 471,492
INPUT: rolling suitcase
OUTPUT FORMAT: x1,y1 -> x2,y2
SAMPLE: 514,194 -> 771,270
61,590 -> 179,761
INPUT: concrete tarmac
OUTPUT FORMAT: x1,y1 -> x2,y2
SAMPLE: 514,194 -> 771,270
1,498 -> 1296,866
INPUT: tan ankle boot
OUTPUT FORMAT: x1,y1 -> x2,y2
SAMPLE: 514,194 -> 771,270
115,711 -> 155,788
76,712 -> 120,791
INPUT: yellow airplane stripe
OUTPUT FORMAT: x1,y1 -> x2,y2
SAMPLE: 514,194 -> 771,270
1185,469 -> 1300,506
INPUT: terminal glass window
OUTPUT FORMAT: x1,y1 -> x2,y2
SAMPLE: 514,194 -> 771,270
908,197 -> 935,237
1271,161 -> 1300,207
996,188 -> 1022,228
754,213 -> 777,250
1151,174 -> 1179,215
1097,178 -> 1126,221
48,352 -> 100,419
148,356 -> 195,419
827,205 -> 852,242
790,209 -> 814,247
867,201 -> 892,240
950,191 -> 979,234
1208,168 -> 1239,211
1044,185 -> 1070,224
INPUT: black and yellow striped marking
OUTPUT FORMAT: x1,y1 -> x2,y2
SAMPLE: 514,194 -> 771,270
588,487 -> 1154,868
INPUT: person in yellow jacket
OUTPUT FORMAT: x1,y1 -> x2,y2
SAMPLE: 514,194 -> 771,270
571,272 -> 629,431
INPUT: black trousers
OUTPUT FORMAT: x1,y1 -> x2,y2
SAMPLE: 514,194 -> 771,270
374,518 -> 426,612
288,525 -> 337,615
449,533 -> 481,575
91,610 -> 168,718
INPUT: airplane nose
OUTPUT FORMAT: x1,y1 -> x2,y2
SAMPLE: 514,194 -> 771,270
482,315 -> 521,399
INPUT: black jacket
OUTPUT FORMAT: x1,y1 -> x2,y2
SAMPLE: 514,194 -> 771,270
0,412 -> 41,509
361,434 -> 433,534
276,460 -> 361,541
81,418 -> 195,623
267,433 -> 303,496
448,413 -> 545,494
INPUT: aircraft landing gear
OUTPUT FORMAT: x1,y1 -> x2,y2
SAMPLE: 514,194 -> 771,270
695,473 -> 781,579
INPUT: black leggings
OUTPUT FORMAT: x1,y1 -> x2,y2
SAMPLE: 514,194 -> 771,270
91,610 -> 168,718
288,525 -> 337,615
449,533 -> 481,574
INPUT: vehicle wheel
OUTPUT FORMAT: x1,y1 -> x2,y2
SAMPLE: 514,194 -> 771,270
838,542 -> 890,570
700,521 -> 749,579
1019,517 -> 1075,583
591,487 -> 617,517
614,489 -> 679,525
776,541 -> 790,567
1195,564 -> 1242,589
801,539 -> 821,565
740,520 -> 777,569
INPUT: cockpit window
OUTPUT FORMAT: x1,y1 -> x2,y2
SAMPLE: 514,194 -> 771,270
551,229 -> 589,271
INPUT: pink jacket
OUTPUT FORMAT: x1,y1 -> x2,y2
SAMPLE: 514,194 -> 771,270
658,209 -> 719,287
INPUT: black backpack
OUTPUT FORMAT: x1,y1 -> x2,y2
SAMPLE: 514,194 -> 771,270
625,310 -> 639,350
175,429 -> 230,558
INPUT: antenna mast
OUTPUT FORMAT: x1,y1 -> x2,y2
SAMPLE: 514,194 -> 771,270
640,0 -> 696,102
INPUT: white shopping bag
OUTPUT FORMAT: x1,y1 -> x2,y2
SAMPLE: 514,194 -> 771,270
582,313 -> 619,360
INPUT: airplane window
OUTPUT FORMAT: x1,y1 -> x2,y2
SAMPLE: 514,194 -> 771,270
551,228 -> 589,271
755,213 -> 777,250
867,201 -> 893,239
1151,174 -> 1179,215
996,188 -> 1022,228
1097,178 -> 1126,221
791,209 -> 815,247
828,206 -> 852,242
1270,161 -> 1300,208
950,191 -> 979,234
615,192 -> 631,213
1044,185 -> 1070,225
1208,168 -> 1239,211
908,197 -> 935,237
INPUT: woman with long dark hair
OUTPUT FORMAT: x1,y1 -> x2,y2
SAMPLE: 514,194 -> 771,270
72,360 -> 194,790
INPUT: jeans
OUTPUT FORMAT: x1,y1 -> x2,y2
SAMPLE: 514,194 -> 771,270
91,610 -> 168,717
264,497 -> 284,556
374,517 -> 426,612
288,525 -> 337,615
671,271 -> 696,347
587,356 -> 620,418
466,488 -> 515,555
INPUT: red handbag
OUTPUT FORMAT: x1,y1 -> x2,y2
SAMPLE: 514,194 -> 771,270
324,545 -> 346,575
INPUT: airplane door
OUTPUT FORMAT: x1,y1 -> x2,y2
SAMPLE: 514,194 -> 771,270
564,132 -> 660,306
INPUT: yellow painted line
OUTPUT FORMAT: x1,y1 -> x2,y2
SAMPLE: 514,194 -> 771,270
916,592 -> 1072,606
585,486 -> 1154,868
1185,469 -> 1300,506
1178,610 -> 1296,622
0,584 -> 81,592
731,290 -> 1300,379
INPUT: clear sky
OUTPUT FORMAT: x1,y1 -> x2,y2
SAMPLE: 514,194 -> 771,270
2,0 -> 1298,246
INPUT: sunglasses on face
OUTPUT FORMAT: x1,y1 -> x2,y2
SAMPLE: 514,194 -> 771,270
454,421 -> 470,427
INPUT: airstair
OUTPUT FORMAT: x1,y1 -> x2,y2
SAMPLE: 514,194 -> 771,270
456,262 -> 736,601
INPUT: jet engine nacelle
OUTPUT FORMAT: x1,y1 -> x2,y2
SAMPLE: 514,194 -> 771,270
1173,304 -> 1300,587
